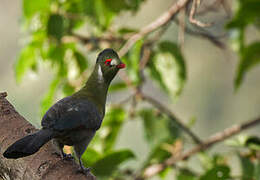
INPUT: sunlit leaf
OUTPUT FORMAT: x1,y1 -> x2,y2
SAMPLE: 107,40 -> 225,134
235,42 -> 260,89
152,41 -> 186,98
15,45 -> 37,83
245,136 -> 260,150
225,134 -> 248,148
23,0 -> 50,19
92,149 -> 135,177
148,54 -> 169,92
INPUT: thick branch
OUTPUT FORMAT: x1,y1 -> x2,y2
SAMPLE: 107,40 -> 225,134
142,117 -> 260,178
0,92 -> 96,180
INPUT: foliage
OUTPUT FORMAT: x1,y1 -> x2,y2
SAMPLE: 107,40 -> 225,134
15,0 -> 260,179
226,0 -> 260,89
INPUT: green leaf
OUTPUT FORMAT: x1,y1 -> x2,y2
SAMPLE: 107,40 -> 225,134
47,44 -> 67,77
74,50 -> 88,73
245,136 -> 260,151
47,14 -> 64,41
118,27 -> 138,35
225,134 -> 248,148
255,162 -> 260,180
62,82 -> 75,96
23,0 -> 50,19
123,39 -> 143,85
139,108 -> 180,148
15,45 -> 37,83
83,0 -> 115,29
239,155 -> 255,180
235,42 -> 260,89
92,149 -> 135,177
142,138 -> 172,168
177,169 -> 198,180
152,41 -> 186,98
148,54 -> 169,92
103,0 -> 129,13
81,148 -> 102,167
40,77 -> 60,116
102,107 -> 126,152
200,165 -> 231,180
226,0 -> 260,29
108,82 -> 127,92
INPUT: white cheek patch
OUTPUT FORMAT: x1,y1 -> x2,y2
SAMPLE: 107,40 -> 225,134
110,59 -> 118,66
98,64 -> 104,82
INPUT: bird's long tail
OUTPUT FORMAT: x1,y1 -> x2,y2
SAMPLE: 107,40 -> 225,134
3,129 -> 53,159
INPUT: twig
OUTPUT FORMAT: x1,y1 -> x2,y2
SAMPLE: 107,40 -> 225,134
71,33 -> 126,44
178,7 -> 186,50
196,0 -> 232,17
174,20 -> 226,48
141,93 -> 202,144
189,0 -> 212,27
142,117 -> 260,178
118,0 -> 191,57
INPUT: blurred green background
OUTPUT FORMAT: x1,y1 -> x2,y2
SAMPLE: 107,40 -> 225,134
0,0 -> 260,179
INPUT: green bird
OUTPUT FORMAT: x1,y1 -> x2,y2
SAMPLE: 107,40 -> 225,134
3,48 -> 126,173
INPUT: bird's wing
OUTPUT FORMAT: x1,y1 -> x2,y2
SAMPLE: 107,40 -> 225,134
41,96 -> 102,132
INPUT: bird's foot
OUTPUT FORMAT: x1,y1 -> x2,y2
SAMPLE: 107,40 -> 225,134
62,153 -> 74,161
77,166 -> 91,175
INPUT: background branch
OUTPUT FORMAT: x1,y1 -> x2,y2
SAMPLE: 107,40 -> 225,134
0,92 -> 96,180
141,93 -> 202,144
142,117 -> 260,178
118,0 -> 191,57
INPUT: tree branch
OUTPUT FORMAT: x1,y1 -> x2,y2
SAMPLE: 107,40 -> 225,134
0,92 -> 96,180
142,117 -> 260,178
189,0 -> 212,27
141,94 -> 202,144
118,0 -> 191,57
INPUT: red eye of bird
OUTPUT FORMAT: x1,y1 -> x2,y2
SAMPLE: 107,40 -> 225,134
105,59 -> 112,66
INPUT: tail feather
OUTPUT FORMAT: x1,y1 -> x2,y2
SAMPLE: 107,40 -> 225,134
3,129 -> 53,159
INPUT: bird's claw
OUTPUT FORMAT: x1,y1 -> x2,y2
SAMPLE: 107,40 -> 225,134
77,167 -> 91,175
62,153 -> 73,161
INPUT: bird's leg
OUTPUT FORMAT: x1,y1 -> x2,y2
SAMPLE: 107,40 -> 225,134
79,158 -> 90,173
52,139 -> 73,160
74,142 -> 90,174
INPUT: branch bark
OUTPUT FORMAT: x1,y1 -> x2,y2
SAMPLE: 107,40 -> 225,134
0,92 -> 96,180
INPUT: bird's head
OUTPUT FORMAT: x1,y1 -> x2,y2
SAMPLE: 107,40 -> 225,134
95,48 -> 125,83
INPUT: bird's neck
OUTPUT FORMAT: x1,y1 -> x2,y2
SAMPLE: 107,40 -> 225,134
77,65 -> 110,116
